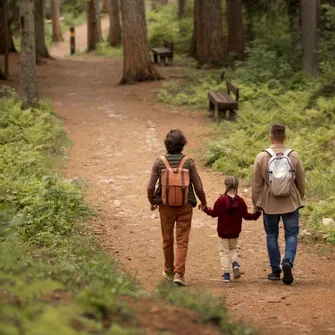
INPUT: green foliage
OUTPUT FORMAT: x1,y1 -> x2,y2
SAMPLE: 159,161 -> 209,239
96,42 -> 123,58
157,283 -> 258,335
0,91 -> 89,244
147,3 -> 193,54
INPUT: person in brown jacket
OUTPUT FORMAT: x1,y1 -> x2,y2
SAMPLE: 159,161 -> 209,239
147,129 -> 207,286
252,123 -> 305,285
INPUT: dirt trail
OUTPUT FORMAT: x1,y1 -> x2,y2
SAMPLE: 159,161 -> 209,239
5,20 -> 335,334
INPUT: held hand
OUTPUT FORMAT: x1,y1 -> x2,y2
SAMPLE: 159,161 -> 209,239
150,204 -> 159,211
253,206 -> 261,214
198,204 -> 207,211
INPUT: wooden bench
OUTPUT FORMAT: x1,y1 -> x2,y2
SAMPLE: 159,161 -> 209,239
208,80 -> 239,122
151,40 -> 174,66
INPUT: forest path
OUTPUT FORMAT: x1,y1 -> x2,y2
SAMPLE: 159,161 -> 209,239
8,19 -> 335,335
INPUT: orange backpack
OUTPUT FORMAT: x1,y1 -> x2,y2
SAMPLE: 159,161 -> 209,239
160,156 -> 190,207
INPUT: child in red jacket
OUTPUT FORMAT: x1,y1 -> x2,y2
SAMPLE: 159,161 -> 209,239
202,176 -> 261,282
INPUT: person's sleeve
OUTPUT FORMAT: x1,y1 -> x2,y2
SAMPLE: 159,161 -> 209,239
252,154 -> 264,207
204,198 -> 221,218
189,159 -> 207,205
295,156 -> 305,199
147,159 -> 159,205
241,199 -> 261,220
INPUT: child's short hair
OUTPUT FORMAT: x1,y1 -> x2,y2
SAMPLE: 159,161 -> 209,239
225,176 -> 239,192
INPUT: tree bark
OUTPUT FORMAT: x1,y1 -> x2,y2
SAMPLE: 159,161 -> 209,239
35,0 -> 50,59
301,0 -> 320,77
108,0 -> 121,46
102,0 -> 109,13
87,0 -> 103,51
226,0 -> 245,61
0,1 -> 16,54
196,0 -> 225,67
189,0 -> 197,57
120,0 -> 162,84
178,0 -> 186,19
20,0 -> 38,104
50,0 -> 63,42
0,67 -> 5,80
243,0 -> 255,44
288,0 -> 301,71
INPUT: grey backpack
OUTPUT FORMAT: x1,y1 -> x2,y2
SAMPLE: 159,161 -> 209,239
264,148 -> 294,197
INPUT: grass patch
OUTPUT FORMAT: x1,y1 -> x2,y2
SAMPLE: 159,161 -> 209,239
157,283 -> 257,335
96,42 -> 123,58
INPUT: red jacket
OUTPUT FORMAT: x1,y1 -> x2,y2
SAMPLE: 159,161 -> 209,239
204,194 -> 260,239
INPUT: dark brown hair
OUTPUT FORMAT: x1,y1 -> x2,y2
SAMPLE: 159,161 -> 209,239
224,176 -> 239,193
164,129 -> 187,154
270,123 -> 286,141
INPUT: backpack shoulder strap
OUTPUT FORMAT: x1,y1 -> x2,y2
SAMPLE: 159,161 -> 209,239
178,156 -> 189,169
263,148 -> 276,157
284,149 -> 294,156
160,156 -> 171,169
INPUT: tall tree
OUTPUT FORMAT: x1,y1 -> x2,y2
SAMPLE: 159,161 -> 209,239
102,0 -> 109,13
287,0 -> 301,70
301,0 -> 320,77
226,0 -> 245,61
35,0 -> 50,59
195,0 -> 225,66
178,0 -> 187,18
50,0 -> 63,42
0,0 -> 16,53
20,0 -> 38,104
189,0 -> 197,57
120,0 -> 162,84
108,0 -> 121,46
87,0 -> 103,51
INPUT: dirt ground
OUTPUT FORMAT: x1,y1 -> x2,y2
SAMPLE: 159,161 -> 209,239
3,21 -> 335,335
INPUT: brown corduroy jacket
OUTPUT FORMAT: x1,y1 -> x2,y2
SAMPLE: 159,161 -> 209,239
252,144 -> 305,215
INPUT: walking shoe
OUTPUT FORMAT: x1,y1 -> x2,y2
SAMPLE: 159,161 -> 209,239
267,272 -> 281,281
282,261 -> 294,285
232,261 -> 241,280
163,270 -> 174,281
222,272 -> 230,283
173,273 -> 187,286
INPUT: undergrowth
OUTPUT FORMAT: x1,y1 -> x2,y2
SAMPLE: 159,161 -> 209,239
0,88 -> 256,334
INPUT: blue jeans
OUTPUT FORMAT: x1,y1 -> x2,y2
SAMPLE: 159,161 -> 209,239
263,210 -> 299,273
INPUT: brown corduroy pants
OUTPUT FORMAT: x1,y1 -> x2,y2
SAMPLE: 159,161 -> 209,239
159,203 -> 193,277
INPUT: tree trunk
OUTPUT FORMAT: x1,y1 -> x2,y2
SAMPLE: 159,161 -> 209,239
189,0 -> 197,57
226,0 -> 245,61
0,67 -> 5,80
0,1 -> 16,54
196,0 -> 225,67
288,0 -> 301,71
20,0 -> 38,104
120,0 -> 162,84
178,0 -> 186,19
102,0 -> 109,13
35,0 -> 50,59
50,0 -> 63,42
157,0 -> 168,5
108,0 -> 121,46
301,0 -> 320,77
87,0 -> 103,51
243,0 -> 255,44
